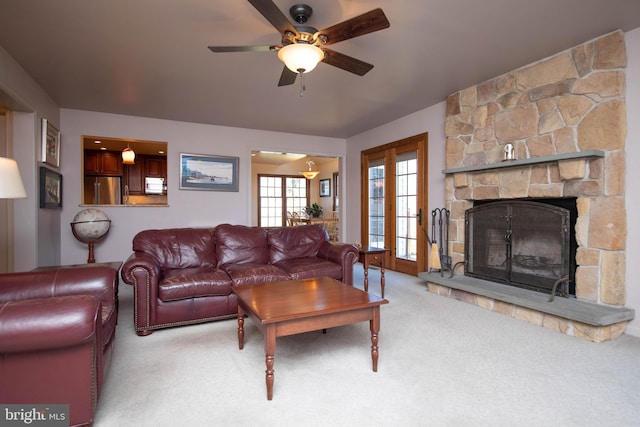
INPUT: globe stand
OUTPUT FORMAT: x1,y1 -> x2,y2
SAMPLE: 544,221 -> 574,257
71,223 -> 110,263
87,242 -> 95,263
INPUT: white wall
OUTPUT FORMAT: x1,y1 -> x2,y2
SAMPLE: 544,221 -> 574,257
624,27 -> 640,337
344,102 -> 447,246
59,109 -> 345,265
0,45 -> 60,271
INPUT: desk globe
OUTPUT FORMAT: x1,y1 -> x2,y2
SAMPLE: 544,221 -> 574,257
70,208 -> 111,263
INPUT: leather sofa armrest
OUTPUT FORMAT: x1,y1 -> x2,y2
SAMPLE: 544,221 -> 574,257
0,295 -> 100,353
121,252 -> 163,334
316,241 -> 359,286
121,252 -> 161,286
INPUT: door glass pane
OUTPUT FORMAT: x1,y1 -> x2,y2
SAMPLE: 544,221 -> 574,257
368,163 -> 385,248
396,152 -> 417,261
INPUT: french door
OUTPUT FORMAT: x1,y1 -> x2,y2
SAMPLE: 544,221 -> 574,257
360,133 -> 428,275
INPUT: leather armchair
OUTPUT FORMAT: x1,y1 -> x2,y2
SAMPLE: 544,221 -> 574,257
0,265 -> 118,427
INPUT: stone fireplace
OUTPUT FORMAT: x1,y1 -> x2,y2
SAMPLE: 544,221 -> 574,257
421,30 -> 635,342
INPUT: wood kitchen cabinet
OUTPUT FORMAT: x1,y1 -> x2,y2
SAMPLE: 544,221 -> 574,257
145,156 -> 166,178
84,150 -> 123,176
125,159 -> 145,194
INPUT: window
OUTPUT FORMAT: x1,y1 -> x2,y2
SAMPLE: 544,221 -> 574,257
258,174 -> 308,227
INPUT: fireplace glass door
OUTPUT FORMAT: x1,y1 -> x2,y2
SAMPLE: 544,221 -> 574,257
465,200 -> 572,294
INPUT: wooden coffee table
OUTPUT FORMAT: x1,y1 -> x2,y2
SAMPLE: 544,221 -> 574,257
232,276 -> 389,400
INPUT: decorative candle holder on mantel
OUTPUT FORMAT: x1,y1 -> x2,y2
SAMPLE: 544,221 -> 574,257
503,143 -> 515,161
70,208 -> 111,263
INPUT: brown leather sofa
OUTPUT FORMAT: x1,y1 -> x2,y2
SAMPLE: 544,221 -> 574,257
0,265 -> 119,427
121,223 -> 359,336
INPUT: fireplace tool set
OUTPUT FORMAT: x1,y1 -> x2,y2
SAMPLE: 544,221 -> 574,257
423,208 -> 451,277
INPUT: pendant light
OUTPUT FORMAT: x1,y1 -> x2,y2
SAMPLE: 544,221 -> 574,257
122,145 -> 135,165
300,159 -> 319,180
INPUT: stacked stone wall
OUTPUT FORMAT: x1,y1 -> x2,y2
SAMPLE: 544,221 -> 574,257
444,30 -> 627,307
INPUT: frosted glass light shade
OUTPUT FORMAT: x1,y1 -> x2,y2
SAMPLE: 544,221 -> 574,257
0,157 -> 27,199
300,170 -> 320,180
278,44 -> 324,73
122,146 -> 135,165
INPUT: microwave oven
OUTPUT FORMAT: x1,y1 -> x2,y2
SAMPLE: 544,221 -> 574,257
145,177 -> 165,195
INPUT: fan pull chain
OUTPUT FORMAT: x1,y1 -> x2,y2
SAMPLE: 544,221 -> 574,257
298,69 -> 306,97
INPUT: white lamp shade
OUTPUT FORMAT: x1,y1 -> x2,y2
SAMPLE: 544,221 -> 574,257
0,157 -> 27,199
277,44 -> 324,74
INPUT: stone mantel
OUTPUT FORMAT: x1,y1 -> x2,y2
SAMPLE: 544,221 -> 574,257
442,150 -> 605,175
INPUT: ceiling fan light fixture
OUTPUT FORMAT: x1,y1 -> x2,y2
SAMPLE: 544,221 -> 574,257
278,43 -> 324,74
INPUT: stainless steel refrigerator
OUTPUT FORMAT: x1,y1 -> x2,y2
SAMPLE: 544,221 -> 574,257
84,176 -> 122,205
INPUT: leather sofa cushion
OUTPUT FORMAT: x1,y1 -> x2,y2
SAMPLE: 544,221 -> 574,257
274,257 -> 343,281
268,224 -> 327,264
133,228 -> 217,270
215,224 -> 269,266
222,263 -> 290,286
158,268 -> 233,302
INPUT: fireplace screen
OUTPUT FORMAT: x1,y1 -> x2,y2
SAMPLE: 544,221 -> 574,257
465,200 -> 574,294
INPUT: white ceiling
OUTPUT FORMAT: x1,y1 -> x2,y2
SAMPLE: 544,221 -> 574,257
1,0 -> 640,138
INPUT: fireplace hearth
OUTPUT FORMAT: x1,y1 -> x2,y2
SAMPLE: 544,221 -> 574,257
465,199 -> 577,298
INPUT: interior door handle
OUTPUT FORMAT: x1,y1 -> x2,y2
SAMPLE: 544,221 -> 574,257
416,208 -> 422,226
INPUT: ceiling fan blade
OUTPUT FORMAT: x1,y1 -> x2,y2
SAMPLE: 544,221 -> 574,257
248,0 -> 298,37
208,45 -> 276,53
278,66 -> 297,86
316,8 -> 390,46
321,49 -> 374,76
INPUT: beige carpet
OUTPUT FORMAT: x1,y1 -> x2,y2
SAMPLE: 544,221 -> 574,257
94,265 -> 640,427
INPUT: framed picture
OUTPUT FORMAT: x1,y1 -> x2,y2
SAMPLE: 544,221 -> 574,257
179,153 -> 239,192
41,118 -> 60,167
320,178 -> 331,197
39,167 -> 62,209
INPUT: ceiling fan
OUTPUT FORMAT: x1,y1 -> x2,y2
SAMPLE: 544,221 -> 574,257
208,1 -> 390,88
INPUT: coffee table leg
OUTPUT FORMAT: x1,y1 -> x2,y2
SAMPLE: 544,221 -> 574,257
380,265 -> 386,298
237,305 -> 244,350
370,307 -> 380,372
265,325 -> 276,400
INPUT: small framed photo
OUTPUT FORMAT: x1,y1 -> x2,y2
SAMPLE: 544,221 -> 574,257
41,118 -> 60,167
319,178 -> 331,197
39,167 -> 62,209
180,153 -> 239,192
